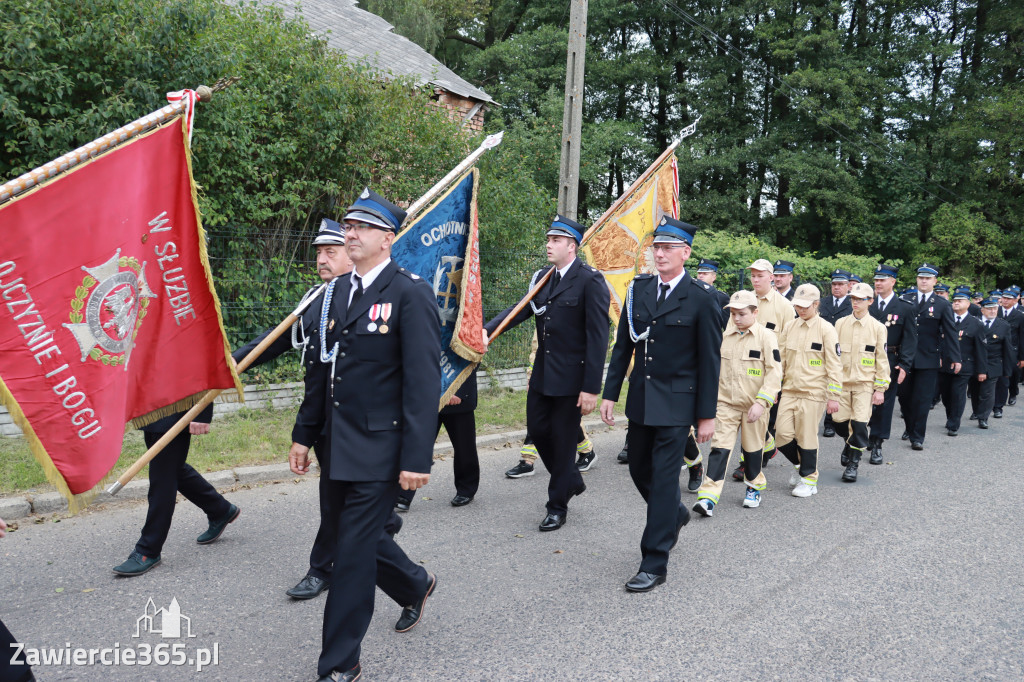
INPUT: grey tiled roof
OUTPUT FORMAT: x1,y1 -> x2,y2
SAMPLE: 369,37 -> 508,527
266,0 -> 493,104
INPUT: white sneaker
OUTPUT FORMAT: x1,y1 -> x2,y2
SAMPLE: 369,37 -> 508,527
788,467 -> 800,487
692,499 -> 714,517
791,482 -> 818,497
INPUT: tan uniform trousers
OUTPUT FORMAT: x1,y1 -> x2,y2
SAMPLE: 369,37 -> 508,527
835,386 -> 872,424
698,403 -> 771,503
775,392 -> 827,483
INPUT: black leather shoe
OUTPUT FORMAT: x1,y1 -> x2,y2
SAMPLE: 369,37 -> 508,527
570,482 -> 587,498
947,429 -> 957,436
539,513 -> 566,531
901,430 -> 910,441
1009,397 -> 1017,406
869,443 -> 883,465
842,463 -> 858,482
617,448 -> 629,464
979,419 -> 989,429
395,573 -> 437,632
395,499 -> 411,512
686,463 -> 704,493
840,445 -> 850,467
450,495 -> 473,507
822,425 -> 835,438
286,574 -> 329,600
318,663 -> 361,681
969,412 -> 978,420
197,504 -> 240,545
671,503 -> 690,549
993,408 -> 1003,418
911,441 -> 924,451
625,571 -> 666,592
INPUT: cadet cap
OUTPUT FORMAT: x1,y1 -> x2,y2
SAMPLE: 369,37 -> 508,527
792,283 -> 821,307
726,290 -> 758,309
748,258 -> 774,272
850,282 -> 874,299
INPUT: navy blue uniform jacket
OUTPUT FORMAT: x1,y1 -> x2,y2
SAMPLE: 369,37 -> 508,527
603,272 -> 722,426
981,317 -> 1016,378
913,294 -> 961,370
942,314 -> 985,376
485,258 -> 610,396
292,261 -> 442,480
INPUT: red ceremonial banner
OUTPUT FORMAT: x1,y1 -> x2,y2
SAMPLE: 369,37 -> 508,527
0,116 -> 242,505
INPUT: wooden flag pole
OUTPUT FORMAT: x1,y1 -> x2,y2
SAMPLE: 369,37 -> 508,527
487,117 -> 701,342
106,282 -> 327,495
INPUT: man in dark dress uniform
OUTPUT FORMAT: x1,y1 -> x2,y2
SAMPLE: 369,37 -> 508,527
902,263 -> 960,450
868,263 -> 917,463
939,287 -> 986,436
819,269 -> 853,438
483,215 -> 610,532
288,188 -> 441,682
819,269 -> 853,326
600,217 -> 722,592
994,289 -> 1024,415
976,296 -> 1017,428
773,259 -> 796,300
233,218 -> 399,601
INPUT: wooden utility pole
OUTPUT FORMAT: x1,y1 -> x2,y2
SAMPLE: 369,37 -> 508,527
557,0 -> 587,220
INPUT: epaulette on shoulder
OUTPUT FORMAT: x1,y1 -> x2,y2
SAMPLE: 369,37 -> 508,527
692,279 -> 713,294
396,267 -> 422,281
634,273 -> 655,280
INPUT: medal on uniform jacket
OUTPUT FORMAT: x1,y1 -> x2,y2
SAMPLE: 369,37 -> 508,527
928,306 -> 934,316
367,304 -> 380,332
379,303 -> 392,334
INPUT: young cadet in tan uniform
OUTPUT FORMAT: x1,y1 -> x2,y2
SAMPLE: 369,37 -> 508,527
833,282 -> 890,483
694,290 -> 782,516
776,283 -> 843,497
729,259 -> 796,481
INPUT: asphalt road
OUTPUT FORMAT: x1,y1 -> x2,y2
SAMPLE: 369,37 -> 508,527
2,405 -> 1023,681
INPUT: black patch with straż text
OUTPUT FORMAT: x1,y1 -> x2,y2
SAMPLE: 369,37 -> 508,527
773,349 -> 781,362
766,322 -> 776,330
865,345 -> 875,352
748,350 -> 761,359
811,342 -> 823,351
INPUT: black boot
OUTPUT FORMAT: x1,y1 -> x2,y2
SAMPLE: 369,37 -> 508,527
840,444 -> 851,467
842,448 -> 862,482
869,438 -> 883,465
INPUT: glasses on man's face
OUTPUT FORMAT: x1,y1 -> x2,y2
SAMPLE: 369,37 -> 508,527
652,244 -> 685,253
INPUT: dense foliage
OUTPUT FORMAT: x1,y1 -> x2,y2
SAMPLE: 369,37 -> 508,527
379,0 -> 1024,288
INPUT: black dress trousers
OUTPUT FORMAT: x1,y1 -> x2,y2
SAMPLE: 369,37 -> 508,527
624,422 -> 688,576
939,371 -> 971,432
135,428 -> 231,557
869,362 -> 903,441
527,389 -> 584,515
904,368 -> 939,443
318,479 -> 428,676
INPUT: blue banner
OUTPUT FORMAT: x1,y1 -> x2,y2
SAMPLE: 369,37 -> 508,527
393,170 -> 482,408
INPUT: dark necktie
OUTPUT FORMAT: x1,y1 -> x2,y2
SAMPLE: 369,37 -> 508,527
349,275 -> 363,311
551,270 -> 561,290
657,283 -> 670,306
986,319 -> 992,329
878,299 -> 886,313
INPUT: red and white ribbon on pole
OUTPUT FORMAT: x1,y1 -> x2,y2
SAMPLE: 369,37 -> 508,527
166,89 -> 199,147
